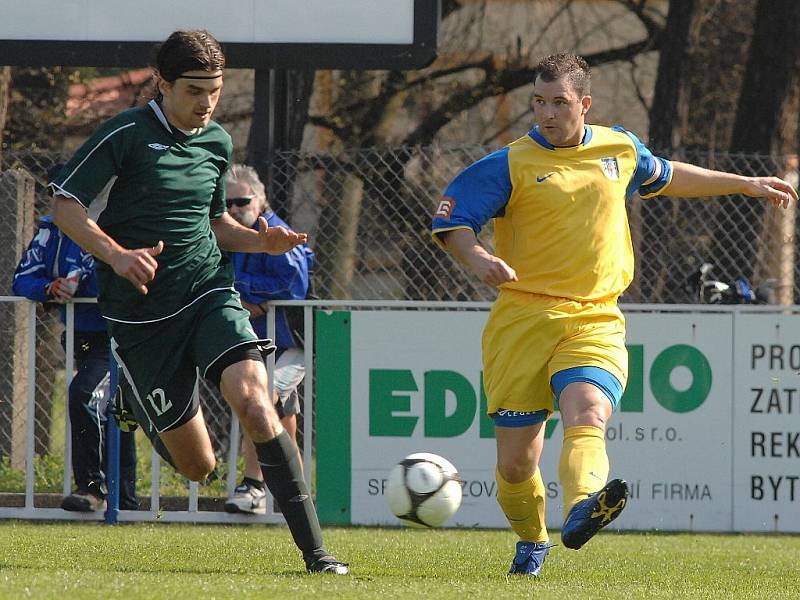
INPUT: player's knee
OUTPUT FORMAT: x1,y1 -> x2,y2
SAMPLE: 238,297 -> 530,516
240,397 -> 280,435
224,372 -> 270,409
497,455 -> 536,484
177,453 -> 216,482
186,461 -> 215,482
569,408 -> 608,430
67,392 -> 87,413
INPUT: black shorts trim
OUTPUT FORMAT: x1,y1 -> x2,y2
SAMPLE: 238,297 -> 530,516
205,342 -> 271,389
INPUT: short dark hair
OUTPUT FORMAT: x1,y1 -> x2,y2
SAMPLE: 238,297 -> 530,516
534,53 -> 591,97
155,30 -> 226,82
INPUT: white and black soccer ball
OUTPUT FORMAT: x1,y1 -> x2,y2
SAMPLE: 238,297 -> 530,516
386,452 -> 462,528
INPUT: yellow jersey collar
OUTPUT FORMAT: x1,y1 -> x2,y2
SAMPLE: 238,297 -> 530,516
529,125 -> 593,150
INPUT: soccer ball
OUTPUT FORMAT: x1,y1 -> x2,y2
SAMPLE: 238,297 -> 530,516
386,452 -> 462,528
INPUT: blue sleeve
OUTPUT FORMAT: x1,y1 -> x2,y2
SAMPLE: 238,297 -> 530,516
235,248 -> 311,303
233,215 -> 313,304
75,249 -> 99,298
12,223 -> 53,302
431,147 -> 512,239
613,126 -> 673,199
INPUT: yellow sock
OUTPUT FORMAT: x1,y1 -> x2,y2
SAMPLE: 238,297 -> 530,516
495,467 -> 548,543
559,425 -> 609,520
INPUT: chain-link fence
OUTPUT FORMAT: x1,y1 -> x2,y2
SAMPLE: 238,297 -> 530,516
265,146 -> 799,306
4,146 -> 796,305
1,145 -> 798,504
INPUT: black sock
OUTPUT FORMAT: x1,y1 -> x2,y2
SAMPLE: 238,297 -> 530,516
242,476 -> 266,491
254,431 -> 324,557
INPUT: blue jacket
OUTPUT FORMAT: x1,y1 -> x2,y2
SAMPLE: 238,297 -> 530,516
12,216 -> 107,333
228,211 -> 315,350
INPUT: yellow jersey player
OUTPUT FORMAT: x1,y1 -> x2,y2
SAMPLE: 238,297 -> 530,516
432,53 -> 796,577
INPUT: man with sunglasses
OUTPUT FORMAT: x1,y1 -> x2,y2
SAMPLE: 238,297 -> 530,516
222,163 -> 315,516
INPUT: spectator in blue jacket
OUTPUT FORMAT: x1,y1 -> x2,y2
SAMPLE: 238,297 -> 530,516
222,164 -> 315,516
12,166 -> 138,512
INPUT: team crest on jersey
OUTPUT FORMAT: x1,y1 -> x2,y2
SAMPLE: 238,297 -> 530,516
148,142 -> 171,151
600,157 -> 620,180
434,196 -> 456,219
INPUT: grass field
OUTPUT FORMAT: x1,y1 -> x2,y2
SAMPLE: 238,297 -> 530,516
1,522 -> 798,599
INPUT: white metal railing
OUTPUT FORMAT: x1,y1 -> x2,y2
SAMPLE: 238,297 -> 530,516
3,295 -> 799,524
0,296 -> 300,523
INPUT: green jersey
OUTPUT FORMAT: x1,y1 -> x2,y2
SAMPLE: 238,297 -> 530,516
52,100 -> 234,324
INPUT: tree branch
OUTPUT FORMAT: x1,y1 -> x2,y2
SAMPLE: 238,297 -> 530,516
402,36 -> 665,145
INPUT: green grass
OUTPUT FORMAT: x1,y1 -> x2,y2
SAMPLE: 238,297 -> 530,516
0,523 -> 797,599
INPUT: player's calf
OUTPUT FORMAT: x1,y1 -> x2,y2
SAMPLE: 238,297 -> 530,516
158,412 -> 217,481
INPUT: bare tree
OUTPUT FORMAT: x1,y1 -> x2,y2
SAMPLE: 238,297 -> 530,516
3,67 -> 71,156
647,0 -> 697,151
709,0 -> 800,286
630,0 -> 699,302
0,66 -> 10,162
297,1 -> 669,298
307,1 -> 666,148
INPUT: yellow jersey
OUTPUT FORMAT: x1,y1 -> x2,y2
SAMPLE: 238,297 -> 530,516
432,125 -> 672,301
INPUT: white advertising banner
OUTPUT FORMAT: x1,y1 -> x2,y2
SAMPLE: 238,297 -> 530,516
733,313 -> 800,532
317,308 -> 743,531
347,310 -> 504,528
605,312 -> 733,531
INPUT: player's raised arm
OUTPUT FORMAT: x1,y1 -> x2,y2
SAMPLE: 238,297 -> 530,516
51,195 -> 163,295
254,216 -> 308,254
211,212 -> 307,255
440,228 -> 518,287
665,161 -> 798,208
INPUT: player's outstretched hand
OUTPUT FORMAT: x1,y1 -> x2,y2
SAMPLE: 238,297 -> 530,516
472,254 -> 518,287
744,176 -> 798,209
111,241 -> 164,295
256,217 -> 308,255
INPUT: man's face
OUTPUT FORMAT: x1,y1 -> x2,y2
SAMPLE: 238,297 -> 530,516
226,180 -> 263,227
159,69 -> 223,131
532,75 -> 591,147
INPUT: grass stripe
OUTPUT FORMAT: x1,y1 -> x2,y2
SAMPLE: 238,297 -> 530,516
1,523 -> 798,599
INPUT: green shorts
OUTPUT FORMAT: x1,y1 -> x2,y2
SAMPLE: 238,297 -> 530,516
110,289 -> 271,434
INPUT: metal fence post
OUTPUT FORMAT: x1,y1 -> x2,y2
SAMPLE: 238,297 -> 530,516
104,356 -> 120,524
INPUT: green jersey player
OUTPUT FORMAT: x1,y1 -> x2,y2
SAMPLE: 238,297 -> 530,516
51,29 -> 348,575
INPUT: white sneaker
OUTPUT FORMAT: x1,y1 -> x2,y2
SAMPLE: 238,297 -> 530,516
224,480 -> 267,515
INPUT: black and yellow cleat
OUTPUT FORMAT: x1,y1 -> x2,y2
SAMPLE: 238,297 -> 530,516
561,478 -> 629,550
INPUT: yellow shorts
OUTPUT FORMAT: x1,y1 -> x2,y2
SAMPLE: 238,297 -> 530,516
482,289 -> 628,415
